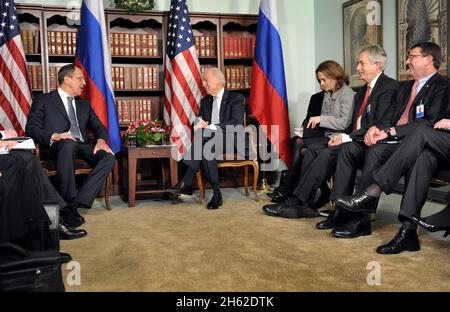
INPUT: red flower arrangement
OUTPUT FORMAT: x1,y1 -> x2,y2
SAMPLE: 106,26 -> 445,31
126,119 -> 169,146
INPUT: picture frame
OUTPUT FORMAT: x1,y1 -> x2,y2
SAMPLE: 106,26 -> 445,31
343,0 -> 383,88
396,0 -> 448,81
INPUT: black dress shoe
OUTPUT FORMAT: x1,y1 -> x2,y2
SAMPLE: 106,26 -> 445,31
207,191 -> 223,210
411,206 -> 450,238
263,197 -> 315,219
279,205 -> 320,219
332,215 -> 371,238
59,252 -> 73,264
316,210 -> 337,230
60,213 -> 83,229
267,190 -> 282,199
59,223 -> 88,240
335,191 -> 378,213
376,228 -> 420,254
167,181 -> 193,195
270,193 -> 289,203
262,203 -> 283,216
411,216 -> 450,238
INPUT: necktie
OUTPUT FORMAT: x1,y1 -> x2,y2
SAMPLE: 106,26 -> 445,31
211,96 -> 220,125
354,86 -> 371,131
397,81 -> 419,126
67,96 -> 82,140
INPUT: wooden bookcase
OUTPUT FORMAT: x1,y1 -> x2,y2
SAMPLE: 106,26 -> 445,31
16,4 -> 259,192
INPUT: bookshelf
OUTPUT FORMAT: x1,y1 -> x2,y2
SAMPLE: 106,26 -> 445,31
106,10 -> 165,127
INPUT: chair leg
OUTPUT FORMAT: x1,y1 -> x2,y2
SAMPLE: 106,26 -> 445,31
104,172 -> 112,211
196,171 -> 204,205
253,161 -> 259,202
244,166 -> 249,196
329,176 -> 335,210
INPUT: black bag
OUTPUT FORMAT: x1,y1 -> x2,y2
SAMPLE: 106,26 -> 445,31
0,243 -> 65,292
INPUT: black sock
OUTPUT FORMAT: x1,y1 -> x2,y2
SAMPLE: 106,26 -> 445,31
402,220 -> 417,231
366,184 -> 382,197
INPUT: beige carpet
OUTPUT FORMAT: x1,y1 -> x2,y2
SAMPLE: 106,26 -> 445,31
61,192 -> 450,292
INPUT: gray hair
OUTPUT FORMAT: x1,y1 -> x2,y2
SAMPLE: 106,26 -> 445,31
204,67 -> 226,85
357,45 -> 387,70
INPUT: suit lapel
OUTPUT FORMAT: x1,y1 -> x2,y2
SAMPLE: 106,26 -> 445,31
52,91 -> 70,122
412,73 -> 438,107
75,97 -> 84,126
219,90 -> 229,121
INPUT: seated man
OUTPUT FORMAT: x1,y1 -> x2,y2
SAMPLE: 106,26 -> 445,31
0,129 -> 87,241
168,67 -> 246,209
26,64 -> 115,227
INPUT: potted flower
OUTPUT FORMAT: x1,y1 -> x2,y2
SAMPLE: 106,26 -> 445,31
114,0 -> 156,14
126,119 -> 169,147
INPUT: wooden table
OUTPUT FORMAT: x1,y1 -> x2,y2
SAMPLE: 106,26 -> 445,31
122,144 -> 179,207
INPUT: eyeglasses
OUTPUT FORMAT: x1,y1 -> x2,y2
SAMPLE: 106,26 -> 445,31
408,54 -> 425,59
69,76 -> 86,82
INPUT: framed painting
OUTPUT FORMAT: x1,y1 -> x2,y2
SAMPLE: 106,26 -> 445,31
396,0 -> 448,81
343,0 -> 383,88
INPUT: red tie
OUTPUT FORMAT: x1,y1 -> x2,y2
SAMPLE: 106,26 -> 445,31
354,86 -> 371,131
397,81 -> 419,126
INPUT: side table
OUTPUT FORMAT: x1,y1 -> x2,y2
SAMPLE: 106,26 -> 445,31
122,144 -> 179,207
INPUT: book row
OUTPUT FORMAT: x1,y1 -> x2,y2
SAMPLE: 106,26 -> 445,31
110,32 -> 159,57
116,98 -> 157,124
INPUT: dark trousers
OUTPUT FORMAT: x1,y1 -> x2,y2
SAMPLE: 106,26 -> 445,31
280,137 -> 331,194
11,150 -> 66,210
374,126 -> 450,193
50,140 -> 115,207
330,142 -> 398,200
182,130 -> 227,190
279,137 -> 306,194
373,126 -> 450,220
292,143 -> 340,205
0,153 -> 50,243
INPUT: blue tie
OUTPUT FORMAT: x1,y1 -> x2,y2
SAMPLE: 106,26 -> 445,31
67,96 -> 82,140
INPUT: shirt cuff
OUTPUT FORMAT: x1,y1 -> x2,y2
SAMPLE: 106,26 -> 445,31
207,124 -> 218,131
341,134 -> 353,143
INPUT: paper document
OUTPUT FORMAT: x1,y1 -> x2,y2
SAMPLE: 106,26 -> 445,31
11,139 -> 36,150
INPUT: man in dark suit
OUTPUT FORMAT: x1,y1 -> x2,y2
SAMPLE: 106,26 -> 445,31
26,64 -> 115,228
168,67 -> 245,209
0,129 -> 87,240
335,42 -> 450,254
263,45 -> 398,219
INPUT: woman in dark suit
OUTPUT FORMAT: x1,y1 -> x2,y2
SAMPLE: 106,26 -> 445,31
268,60 -> 355,205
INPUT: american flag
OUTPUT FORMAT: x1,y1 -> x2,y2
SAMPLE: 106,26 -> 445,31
0,0 -> 32,135
164,0 -> 204,160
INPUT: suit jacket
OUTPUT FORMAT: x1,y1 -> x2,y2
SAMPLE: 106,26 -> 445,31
392,73 -> 450,139
350,73 -> 400,138
301,91 -> 327,139
26,91 -> 107,150
197,90 -> 246,155
198,90 -> 245,129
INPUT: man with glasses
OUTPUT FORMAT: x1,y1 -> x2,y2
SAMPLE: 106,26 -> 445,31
26,64 -> 115,229
334,42 -> 450,254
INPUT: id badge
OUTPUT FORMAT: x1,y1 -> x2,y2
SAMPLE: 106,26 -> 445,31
416,102 -> 425,119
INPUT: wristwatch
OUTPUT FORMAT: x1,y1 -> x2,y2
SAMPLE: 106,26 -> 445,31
383,127 -> 392,137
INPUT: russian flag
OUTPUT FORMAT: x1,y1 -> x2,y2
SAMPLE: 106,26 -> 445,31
75,0 -> 121,153
250,0 -> 291,168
